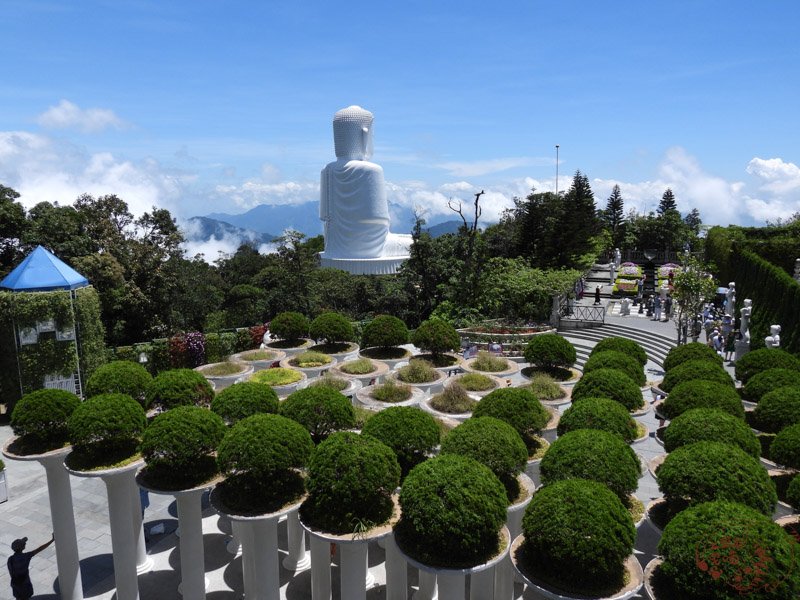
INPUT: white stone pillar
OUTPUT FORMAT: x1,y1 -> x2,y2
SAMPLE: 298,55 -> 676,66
494,558 -> 514,600
103,470 -> 140,600
238,522 -> 256,597
128,477 -> 153,574
226,517 -> 242,557
282,509 -> 310,571
309,534 -> 332,600
414,571 -> 438,600
470,568 -> 494,599
242,518 -> 280,600
39,453 -> 84,600
175,490 -> 207,599
385,535 -> 407,600
339,542 -> 369,600
437,572 -> 465,600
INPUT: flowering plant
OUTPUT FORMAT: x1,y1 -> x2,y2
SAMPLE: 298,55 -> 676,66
621,262 -> 637,267
249,325 -> 267,348
619,266 -> 641,277
185,332 -> 206,368
168,335 -> 188,369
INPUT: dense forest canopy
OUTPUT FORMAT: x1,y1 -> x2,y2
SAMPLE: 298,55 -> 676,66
0,174 -> 705,347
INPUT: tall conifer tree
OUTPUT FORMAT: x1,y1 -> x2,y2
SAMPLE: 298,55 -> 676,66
658,188 -> 678,214
602,184 -> 626,247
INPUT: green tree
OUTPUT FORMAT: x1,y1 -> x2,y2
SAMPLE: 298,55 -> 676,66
553,171 -> 601,270
601,184 -> 626,248
672,254 -> 717,344
0,185 -> 28,278
658,188 -> 678,214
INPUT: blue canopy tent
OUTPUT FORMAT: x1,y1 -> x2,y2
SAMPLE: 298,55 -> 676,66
0,246 -> 90,398
0,246 -> 89,292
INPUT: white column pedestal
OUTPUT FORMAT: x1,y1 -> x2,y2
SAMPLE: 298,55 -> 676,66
437,572 -> 465,600
241,518 -> 280,600
282,509 -> 310,571
103,470 -> 141,600
128,476 -> 153,574
339,542 -> 370,600
40,453 -> 84,600
494,557 -> 515,600
309,534 -> 332,600
175,490 -> 207,599
238,522 -> 257,597
384,534 -> 407,600
469,568 -> 494,600
414,570 -> 438,600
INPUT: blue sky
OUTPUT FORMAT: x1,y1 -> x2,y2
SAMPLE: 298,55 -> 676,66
2,0 -> 799,254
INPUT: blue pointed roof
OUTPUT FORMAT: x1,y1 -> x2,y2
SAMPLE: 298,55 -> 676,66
0,246 -> 89,292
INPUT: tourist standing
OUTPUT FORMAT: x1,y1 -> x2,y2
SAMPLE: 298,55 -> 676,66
594,286 -> 602,305
653,296 -> 662,321
664,295 -> 673,320
7,535 -> 54,600
637,275 -> 645,302
724,330 -> 737,361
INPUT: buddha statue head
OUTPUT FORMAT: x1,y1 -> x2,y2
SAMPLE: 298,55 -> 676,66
333,105 -> 375,160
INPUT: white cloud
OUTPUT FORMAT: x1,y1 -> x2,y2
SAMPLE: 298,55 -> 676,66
436,156 -> 543,177
746,157 -> 800,194
212,180 -> 318,211
37,100 -> 131,133
180,218 -> 278,260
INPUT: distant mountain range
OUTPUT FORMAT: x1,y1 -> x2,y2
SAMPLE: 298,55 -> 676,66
183,216 -> 279,246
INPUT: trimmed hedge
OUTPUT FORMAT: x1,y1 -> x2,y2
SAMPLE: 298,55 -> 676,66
440,417 -> 528,502
309,312 -> 354,343
590,337 -> 647,367
395,454 -> 507,568
10,389 -> 81,452
145,369 -> 214,411
270,312 -> 309,340
279,387 -> 356,444
362,315 -> 409,349
662,408 -> 760,458
662,342 -> 723,372
657,441 -> 777,516
570,368 -> 644,411
556,397 -> 638,441
788,474 -> 800,511
658,500 -> 800,600
540,429 -> 640,499
523,334 -> 576,370
210,382 -> 279,424
300,432 -> 400,534
85,361 -> 152,406
661,380 -> 744,420
770,423 -> 800,470
139,406 -> 226,489
735,347 -> 800,385
520,479 -> 635,594
410,319 -> 460,357
751,386 -> 800,433
660,359 -> 733,393
68,394 -> 146,464
360,406 -> 440,479
473,387 -> 550,447
742,368 -> 800,403
582,350 -> 646,387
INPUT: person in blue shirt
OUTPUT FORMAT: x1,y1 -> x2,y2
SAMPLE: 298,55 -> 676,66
7,534 -> 54,600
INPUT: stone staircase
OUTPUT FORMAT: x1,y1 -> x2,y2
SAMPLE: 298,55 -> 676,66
584,264 -> 615,301
557,322 -> 676,369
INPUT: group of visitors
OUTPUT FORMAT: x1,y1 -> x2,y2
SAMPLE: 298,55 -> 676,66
702,305 -> 738,361
644,293 -> 673,321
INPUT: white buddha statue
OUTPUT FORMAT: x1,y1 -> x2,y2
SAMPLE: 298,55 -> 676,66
319,106 -> 411,274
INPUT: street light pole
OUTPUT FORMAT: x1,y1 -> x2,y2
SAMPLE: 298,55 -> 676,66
555,145 -> 560,196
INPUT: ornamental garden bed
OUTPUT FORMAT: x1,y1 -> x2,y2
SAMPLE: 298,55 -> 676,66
231,348 -> 286,367
446,372 -> 503,396
386,360 -> 447,395
280,351 -> 337,378
248,368 -> 306,396
355,381 -> 424,409
329,357 -> 390,385
521,365 -> 581,383
461,353 -> 519,377
194,360 -> 253,383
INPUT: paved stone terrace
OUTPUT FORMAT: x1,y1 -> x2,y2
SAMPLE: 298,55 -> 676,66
0,300 -> 780,599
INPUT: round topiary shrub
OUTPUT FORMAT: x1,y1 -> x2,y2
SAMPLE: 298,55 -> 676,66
394,454 -> 507,568
362,315 -> 409,349
557,397 -> 638,441
211,382 -> 279,424
85,361 -> 153,406
67,394 -> 147,467
216,413 -> 314,513
590,337 -> 647,367
787,474 -> 800,511
309,312 -> 354,343
139,406 -> 226,489
410,319 -> 460,358
523,334 -> 576,370
473,388 -> 550,451
270,311 -> 310,340
570,368 -> 644,411
661,379 -> 744,420
300,431 -> 400,534
10,389 -> 81,453
540,429 -> 640,499
360,406 -> 440,479
582,350 -> 646,387
279,387 -> 356,444
657,441 -> 777,516
658,500 -> 800,600
440,417 -> 527,503
769,423 -> 800,470
662,408 -> 760,458
735,347 -> 800,385
742,368 -> 800,403
662,341 -> 723,372
660,359 -> 734,393
145,369 -> 214,411
751,386 -> 800,433
520,479 -> 635,595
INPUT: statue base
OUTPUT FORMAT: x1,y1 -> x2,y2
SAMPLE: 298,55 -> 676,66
320,255 -> 409,275
734,339 -> 750,365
